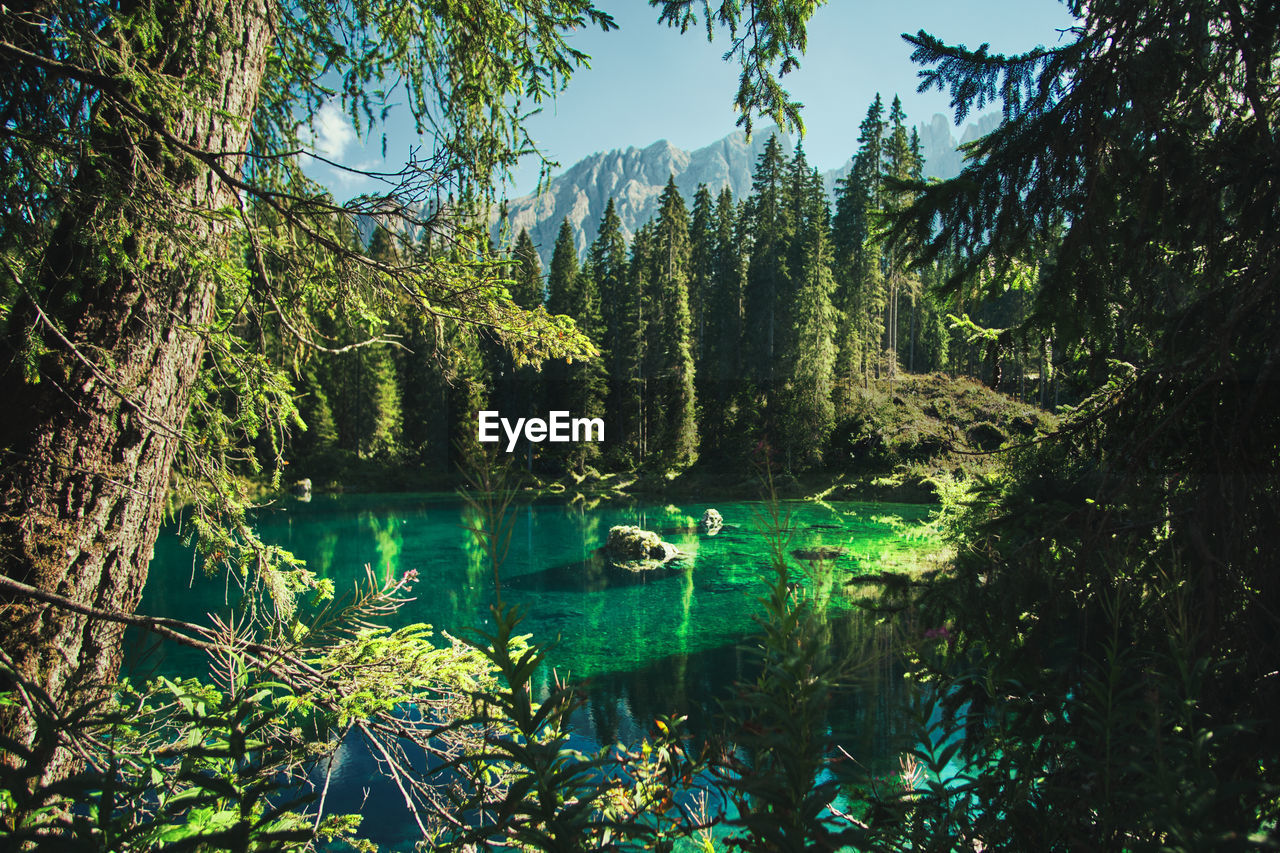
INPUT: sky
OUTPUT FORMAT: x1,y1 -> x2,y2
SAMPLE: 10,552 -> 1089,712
304,0 -> 1079,200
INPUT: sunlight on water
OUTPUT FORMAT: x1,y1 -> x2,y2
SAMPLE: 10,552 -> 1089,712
135,493 -> 944,849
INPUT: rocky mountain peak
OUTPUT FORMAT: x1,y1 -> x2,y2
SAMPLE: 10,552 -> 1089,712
498,115 -> 996,267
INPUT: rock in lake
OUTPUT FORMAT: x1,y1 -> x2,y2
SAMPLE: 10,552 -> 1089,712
791,546 -> 848,561
604,525 -> 683,572
700,508 -> 723,535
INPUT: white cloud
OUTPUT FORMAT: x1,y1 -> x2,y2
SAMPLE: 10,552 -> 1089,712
306,102 -> 357,160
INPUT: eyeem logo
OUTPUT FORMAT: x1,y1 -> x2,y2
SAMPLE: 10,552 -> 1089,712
478,411 -> 605,452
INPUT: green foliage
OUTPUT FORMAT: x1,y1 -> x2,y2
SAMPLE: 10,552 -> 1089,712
646,178 -> 700,470
652,1 -> 822,136
872,0 -> 1280,845
441,460 -> 709,850
711,489 -> 868,852
0,567 -> 509,850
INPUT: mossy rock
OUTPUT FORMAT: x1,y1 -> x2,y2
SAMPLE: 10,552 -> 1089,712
604,525 -> 683,572
791,546 -> 848,561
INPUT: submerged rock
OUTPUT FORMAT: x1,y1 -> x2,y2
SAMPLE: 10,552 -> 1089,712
604,525 -> 683,572
790,546 -> 848,562
700,508 -> 723,535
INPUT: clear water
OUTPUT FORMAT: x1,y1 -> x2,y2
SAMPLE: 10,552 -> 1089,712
133,493 -> 943,848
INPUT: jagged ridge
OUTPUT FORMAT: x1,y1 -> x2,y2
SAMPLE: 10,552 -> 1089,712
498,114 -> 998,266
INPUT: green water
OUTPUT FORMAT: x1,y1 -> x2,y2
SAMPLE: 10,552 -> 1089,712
135,493 -> 942,848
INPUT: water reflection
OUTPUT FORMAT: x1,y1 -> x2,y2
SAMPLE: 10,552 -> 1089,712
134,493 -> 939,845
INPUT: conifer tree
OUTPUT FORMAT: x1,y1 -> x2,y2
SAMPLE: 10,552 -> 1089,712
881,96 -> 915,379
544,219 -> 580,424
689,184 -> 717,374
498,229 -> 547,469
743,134 -> 795,403
620,223 -> 655,459
830,95 -> 889,400
590,199 -> 633,464
701,187 -> 747,459
782,226 -> 838,467
647,177 -> 698,469
546,218 -> 581,319
511,228 -> 545,310
544,218 -> 606,472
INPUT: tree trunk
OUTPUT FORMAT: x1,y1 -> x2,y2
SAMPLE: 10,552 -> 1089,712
0,0 -> 273,784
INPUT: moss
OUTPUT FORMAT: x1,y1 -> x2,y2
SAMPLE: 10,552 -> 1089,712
604,525 -> 682,572
968,421 -> 1008,451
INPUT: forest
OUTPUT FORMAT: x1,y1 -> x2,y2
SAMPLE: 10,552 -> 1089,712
1,0 -> 1278,850
301,95 -> 1049,485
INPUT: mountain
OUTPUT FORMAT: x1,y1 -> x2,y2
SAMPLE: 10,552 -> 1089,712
916,112 -> 1003,181
498,114 -> 998,266
497,129 -> 790,266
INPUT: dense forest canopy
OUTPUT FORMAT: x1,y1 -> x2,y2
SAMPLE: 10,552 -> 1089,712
2,0 -> 1279,848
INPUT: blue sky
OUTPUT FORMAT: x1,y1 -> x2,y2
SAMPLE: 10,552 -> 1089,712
305,0 -> 1078,200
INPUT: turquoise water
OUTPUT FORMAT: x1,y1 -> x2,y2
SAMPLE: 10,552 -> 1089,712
134,493 -> 942,848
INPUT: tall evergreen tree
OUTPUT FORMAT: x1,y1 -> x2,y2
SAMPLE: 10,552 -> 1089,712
620,223 -> 655,460
647,177 -> 698,469
591,199 -> 634,465
688,184 -> 717,374
743,134 -> 795,403
499,228 -> 546,469
701,187 -> 747,460
544,218 -> 606,472
880,95 -> 921,381
545,218 -> 581,320
782,226 -> 838,467
510,228 -> 545,310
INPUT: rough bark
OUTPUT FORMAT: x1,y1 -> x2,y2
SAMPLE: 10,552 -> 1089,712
0,0 -> 273,784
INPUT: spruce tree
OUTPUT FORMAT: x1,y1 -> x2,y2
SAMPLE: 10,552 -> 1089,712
501,229 -> 546,469
743,134 -> 795,404
590,199 -> 633,465
546,218 -> 581,319
890,6 -> 1280,842
647,177 -> 698,469
701,187 -> 746,460
544,219 -> 580,424
881,95 -> 915,380
689,184 -> 717,374
620,223 -> 654,460
544,218 -> 606,472
782,226 -> 838,467
511,228 -> 545,309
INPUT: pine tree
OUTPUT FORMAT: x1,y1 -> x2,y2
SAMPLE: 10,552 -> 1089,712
498,228 -> 546,469
620,223 -> 654,460
782,227 -> 838,467
744,134 -> 795,409
701,187 -> 747,460
647,177 -> 698,469
590,199 -> 633,465
511,228 -> 545,309
566,261 -> 608,472
543,218 -> 607,472
689,184 -> 716,374
831,94 -> 888,400
546,218 -> 581,319
544,218 -> 580,428
881,95 -> 915,380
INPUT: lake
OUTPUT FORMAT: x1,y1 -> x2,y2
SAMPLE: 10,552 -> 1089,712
134,493 -> 943,848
